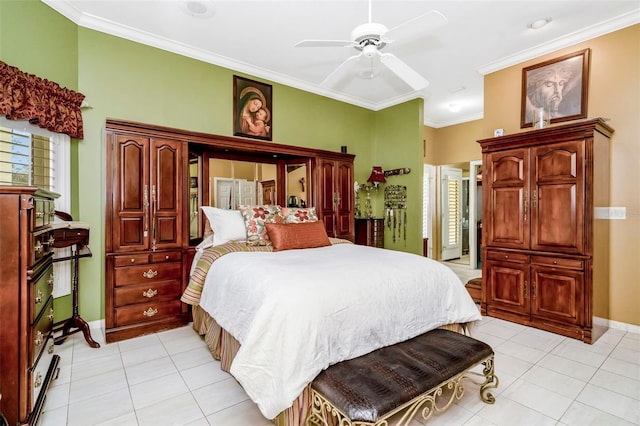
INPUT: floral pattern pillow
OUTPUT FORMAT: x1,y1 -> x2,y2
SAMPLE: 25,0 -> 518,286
238,205 -> 283,246
281,206 -> 318,223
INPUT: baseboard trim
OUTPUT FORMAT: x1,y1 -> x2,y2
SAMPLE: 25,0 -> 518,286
602,317 -> 640,335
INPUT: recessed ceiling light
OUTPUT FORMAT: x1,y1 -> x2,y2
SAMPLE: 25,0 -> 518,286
448,104 -> 461,113
181,0 -> 216,18
528,18 -> 551,30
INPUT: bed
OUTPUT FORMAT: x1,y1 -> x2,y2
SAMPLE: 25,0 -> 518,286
181,206 -> 481,425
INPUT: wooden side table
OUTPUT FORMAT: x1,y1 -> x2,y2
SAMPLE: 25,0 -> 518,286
51,219 -> 100,348
355,218 -> 384,248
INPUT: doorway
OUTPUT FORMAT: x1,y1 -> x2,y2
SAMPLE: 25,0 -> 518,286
437,161 -> 482,270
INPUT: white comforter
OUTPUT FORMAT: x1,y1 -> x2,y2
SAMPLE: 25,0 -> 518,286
198,243 -> 481,419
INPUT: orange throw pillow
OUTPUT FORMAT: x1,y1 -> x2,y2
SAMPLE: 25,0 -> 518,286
265,221 -> 331,252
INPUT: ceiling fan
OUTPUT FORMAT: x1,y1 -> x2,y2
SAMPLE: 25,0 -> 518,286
294,0 -> 447,91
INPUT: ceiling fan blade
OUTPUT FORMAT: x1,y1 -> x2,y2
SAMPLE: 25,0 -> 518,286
295,39 -> 355,48
384,10 -> 448,42
380,53 -> 429,90
321,53 -> 363,87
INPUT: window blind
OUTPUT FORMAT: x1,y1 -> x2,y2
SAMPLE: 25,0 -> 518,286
0,126 -> 55,190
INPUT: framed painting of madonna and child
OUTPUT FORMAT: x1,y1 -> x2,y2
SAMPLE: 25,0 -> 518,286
233,75 -> 273,141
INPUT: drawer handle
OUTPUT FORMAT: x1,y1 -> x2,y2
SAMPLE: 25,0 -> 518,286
504,255 -> 509,259
532,282 -> 537,299
48,274 -> 54,287
35,290 -> 43,304
143,307 -> 158,317
34,330 -> 44,346
48,308 -> 55,322
36,211 -> 45,218
48,342 -> 55,354
48,236 -> 55,246
130,258 -> 136,263
165,255 -> 170,260
143,269 -> 158,279
553,260 -> 558,264
143,288 -> 158,298
34,372 -> 43,388
34,241 -> 43,253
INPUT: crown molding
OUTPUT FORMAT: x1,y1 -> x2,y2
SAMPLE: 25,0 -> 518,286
477,9 -> 640,75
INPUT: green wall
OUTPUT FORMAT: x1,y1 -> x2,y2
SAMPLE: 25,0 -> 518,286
2,2 -> 425,323
0,0 -> 79,320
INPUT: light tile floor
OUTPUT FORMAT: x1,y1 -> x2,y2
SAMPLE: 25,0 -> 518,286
40,315 -> 639,426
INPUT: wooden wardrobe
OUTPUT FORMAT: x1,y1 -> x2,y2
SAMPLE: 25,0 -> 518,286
104,119 -> 354,342
478,119 -> 613,343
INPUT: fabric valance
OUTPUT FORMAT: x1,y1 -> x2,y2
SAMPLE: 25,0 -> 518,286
0,61 -> 85,139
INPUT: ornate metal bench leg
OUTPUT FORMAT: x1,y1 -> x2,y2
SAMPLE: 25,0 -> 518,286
478,356 -> 499,404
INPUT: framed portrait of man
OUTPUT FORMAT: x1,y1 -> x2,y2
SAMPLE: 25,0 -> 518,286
233,75 -> 273,141
520,49 -> 590,128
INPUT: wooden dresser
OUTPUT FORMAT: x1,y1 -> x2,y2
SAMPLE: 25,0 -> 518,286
0,186 -> 60,425
478,119 -> 613,343
354,218 -> 385,248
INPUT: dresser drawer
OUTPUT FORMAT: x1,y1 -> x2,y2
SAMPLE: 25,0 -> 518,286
30,229 -> 54,266
531,256 -> 584,270
114,300 -> 183,326
113,250 -> 182,267
114,280 -> 183,307
114,253 -> 152,267
32,197 -> 56,228
114,262 -> 181,287
486,250 -> 528,263
31,297 -> 54,367
30,264 -> 54,324
30,336 -> 57,411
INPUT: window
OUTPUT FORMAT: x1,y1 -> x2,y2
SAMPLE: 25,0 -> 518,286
0,117 -> 71,296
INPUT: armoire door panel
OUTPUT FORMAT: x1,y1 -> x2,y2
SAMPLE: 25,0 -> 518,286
486,259 -> 529,315
531,142 -> 584,253
336,162 -> 353,237
531,266 -> 583,324
486,148 -> 529,249
533,142 -> 582,182
533,183 -> 581,251
119,217 -> 145,246
490,151 -> 527,185
150,139 -> 182,249
490,187 -> 527,248
114,136 -> 149,252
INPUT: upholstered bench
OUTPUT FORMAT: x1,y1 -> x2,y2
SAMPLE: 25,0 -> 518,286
307,329 -> 498,426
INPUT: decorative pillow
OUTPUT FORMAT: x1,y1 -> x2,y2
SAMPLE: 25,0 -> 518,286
238,205 -> 283,246
265,221 -> 331,252
200,206 -> 247,246
280,206 -> 318,223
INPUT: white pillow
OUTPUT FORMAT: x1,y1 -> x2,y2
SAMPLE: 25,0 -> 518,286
200,206 -> 247,246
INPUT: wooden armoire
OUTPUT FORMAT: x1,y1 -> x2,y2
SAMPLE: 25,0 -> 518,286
478,119 -> 613,343
104,119 -> 354,342
104,127 -> 190,343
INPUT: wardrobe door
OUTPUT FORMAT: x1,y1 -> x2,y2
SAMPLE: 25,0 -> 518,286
530,141 -> 584,254
111,135 -> 150,252
150,138 -> 183,250
484,148 -> 530,250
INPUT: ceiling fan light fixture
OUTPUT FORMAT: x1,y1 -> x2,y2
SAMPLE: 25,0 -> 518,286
362,44 -> 378,59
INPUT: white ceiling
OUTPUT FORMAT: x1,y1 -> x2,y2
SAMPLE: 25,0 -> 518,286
43,0 -> 640,128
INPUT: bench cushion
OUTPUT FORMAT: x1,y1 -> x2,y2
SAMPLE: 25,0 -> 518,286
312,329 -> 493,423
